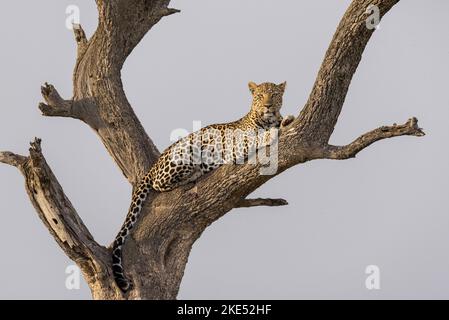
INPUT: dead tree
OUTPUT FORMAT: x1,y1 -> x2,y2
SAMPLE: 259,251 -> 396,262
0,0 -> 424,300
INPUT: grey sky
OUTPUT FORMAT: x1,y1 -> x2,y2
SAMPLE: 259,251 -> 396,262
0,0 -> 448,299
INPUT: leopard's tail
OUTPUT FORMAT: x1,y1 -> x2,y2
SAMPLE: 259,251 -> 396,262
112,176 -> 153,292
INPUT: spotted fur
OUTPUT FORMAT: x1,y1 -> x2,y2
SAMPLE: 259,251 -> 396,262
112,82 -> 287,292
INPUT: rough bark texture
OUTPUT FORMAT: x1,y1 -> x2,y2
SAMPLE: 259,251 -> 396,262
0,0 -> 424,300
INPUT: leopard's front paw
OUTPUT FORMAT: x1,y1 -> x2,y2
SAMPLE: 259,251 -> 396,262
281,115 -> 295,127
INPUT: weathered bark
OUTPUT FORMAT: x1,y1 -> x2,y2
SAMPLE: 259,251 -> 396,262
1,0 -> 424,299
0,139 -> 119,299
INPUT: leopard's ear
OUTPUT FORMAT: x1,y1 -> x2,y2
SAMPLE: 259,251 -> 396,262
278,81 -> 287,92
248,82 -> 258,94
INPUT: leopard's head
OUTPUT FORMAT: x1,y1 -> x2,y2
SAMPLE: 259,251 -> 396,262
248,81 -> 286,123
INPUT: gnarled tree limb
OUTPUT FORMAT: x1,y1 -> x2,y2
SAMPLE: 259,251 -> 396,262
324,117 -> 425,160
0,139 -> 117,299
294,0 -> 401,144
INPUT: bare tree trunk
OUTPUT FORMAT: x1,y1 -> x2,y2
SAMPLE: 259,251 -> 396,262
0,0 -> 424,300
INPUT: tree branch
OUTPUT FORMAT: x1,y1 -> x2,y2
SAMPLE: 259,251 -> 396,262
0,139 -> 111,288
294,0 -> 401,144
160,8 -> 181,17
73,24 -> 88,59
236,198 -> 289,208
39,83 -> 75,118
323,117 -> 425,160
0,152 -> 27,167
39,83 -> 102,130
93,0 -> 181,66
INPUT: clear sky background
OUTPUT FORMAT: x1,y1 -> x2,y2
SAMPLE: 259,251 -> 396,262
0,0 -> 448,299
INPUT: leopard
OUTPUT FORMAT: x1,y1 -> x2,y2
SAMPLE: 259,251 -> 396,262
112,81 -> 292,292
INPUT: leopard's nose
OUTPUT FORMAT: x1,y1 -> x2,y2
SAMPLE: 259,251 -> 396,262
263,94 -> 273,107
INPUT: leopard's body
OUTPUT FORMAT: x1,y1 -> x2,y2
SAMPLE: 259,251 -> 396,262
112,82 -> 287,292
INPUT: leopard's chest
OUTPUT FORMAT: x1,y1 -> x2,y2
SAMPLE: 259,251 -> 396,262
252,112 -> 282,130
